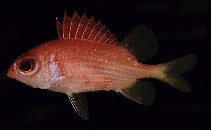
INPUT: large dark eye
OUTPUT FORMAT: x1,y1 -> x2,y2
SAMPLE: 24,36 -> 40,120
16,56 -> 38,75
19,59 -> 34,72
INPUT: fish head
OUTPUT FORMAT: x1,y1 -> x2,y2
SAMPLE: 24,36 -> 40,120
7,46 -> 54,89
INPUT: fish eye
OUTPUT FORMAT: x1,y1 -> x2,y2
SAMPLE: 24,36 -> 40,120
16,56 -> 38,75
19,59 -> 33,71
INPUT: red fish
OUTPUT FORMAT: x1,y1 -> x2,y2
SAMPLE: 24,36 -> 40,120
7,11 -> 197,120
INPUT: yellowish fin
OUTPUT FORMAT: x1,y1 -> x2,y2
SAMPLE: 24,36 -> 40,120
156,54 -> 197,92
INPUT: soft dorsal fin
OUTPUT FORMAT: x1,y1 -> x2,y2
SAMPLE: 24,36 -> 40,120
56,11 -> 119,45
121,24 -> 158,62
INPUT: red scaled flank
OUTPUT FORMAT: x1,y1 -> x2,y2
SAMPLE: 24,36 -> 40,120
7,11 -> 197,120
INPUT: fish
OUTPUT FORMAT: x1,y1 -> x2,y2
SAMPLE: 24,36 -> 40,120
7,11 -> 197,120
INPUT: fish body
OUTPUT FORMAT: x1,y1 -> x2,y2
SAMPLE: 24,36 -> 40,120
9,38 -> 149,92
7,11 -> 197,120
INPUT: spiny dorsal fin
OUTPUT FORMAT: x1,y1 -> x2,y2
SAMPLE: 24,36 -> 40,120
56,11 -> 119,44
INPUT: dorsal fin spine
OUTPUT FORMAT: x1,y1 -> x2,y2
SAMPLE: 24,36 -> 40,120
70,12 -> 80,38
75,15 -> 83,39
56,18 -> 63,39
94,25 -> 104,40
103,33 -> 113,44
72,11 -> 79,38
75,13 -> 87,39
68,20 -> 72,39
87,20 -> 100,39
67,11 -> 79,38
64,10 -> 68,38
98,29 -> 109,42
56,11 -> 119,45
109,37 -> 115,44
95,25 -> 107,40
78,13 -> 89,39
81,17 -> 92,39
84,17 -> 95,39
63,10 -> 71,39
81,25 -> 88,39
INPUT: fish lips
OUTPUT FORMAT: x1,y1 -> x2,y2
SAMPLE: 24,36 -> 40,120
7,63 -> 16,79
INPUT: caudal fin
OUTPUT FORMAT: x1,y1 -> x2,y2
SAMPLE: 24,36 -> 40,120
156,54 -> 197,92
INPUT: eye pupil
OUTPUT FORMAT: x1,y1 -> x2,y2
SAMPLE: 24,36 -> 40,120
19,60 -> 32,72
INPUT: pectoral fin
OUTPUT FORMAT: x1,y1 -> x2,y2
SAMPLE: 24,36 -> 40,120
67,93 -> 89,120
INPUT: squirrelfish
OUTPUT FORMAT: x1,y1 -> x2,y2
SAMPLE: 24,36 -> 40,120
7,11 -> 197,120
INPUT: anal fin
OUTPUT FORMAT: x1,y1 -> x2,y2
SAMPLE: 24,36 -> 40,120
68,93 -> 89,120
119,80 -> 155,106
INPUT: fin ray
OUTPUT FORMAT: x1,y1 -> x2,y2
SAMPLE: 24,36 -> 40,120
69,12 -> 81,38
156,54 -> 197,92
56,18 -> 63,39
63,11 -> 72,38
68,93 -> 89,120
82,17 -> 95,39
87,21 -> 102,40
76,13 -> 89,39
121,24 -> 158,62
56,11 -> 118,45
119,80 -> 155,106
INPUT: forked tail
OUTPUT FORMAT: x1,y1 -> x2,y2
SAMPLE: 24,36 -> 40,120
155,54 -> 197,92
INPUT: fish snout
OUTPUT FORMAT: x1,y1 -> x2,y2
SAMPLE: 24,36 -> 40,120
7,64 -> 15,79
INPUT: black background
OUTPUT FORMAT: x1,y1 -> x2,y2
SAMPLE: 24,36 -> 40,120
0,0 -> 209,129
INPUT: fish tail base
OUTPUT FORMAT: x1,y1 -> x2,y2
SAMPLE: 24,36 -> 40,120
155,54 -> 197,92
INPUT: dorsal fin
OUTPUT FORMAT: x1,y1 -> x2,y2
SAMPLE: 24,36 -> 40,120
56,11 -> 119,44
121,24 -> 158,62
